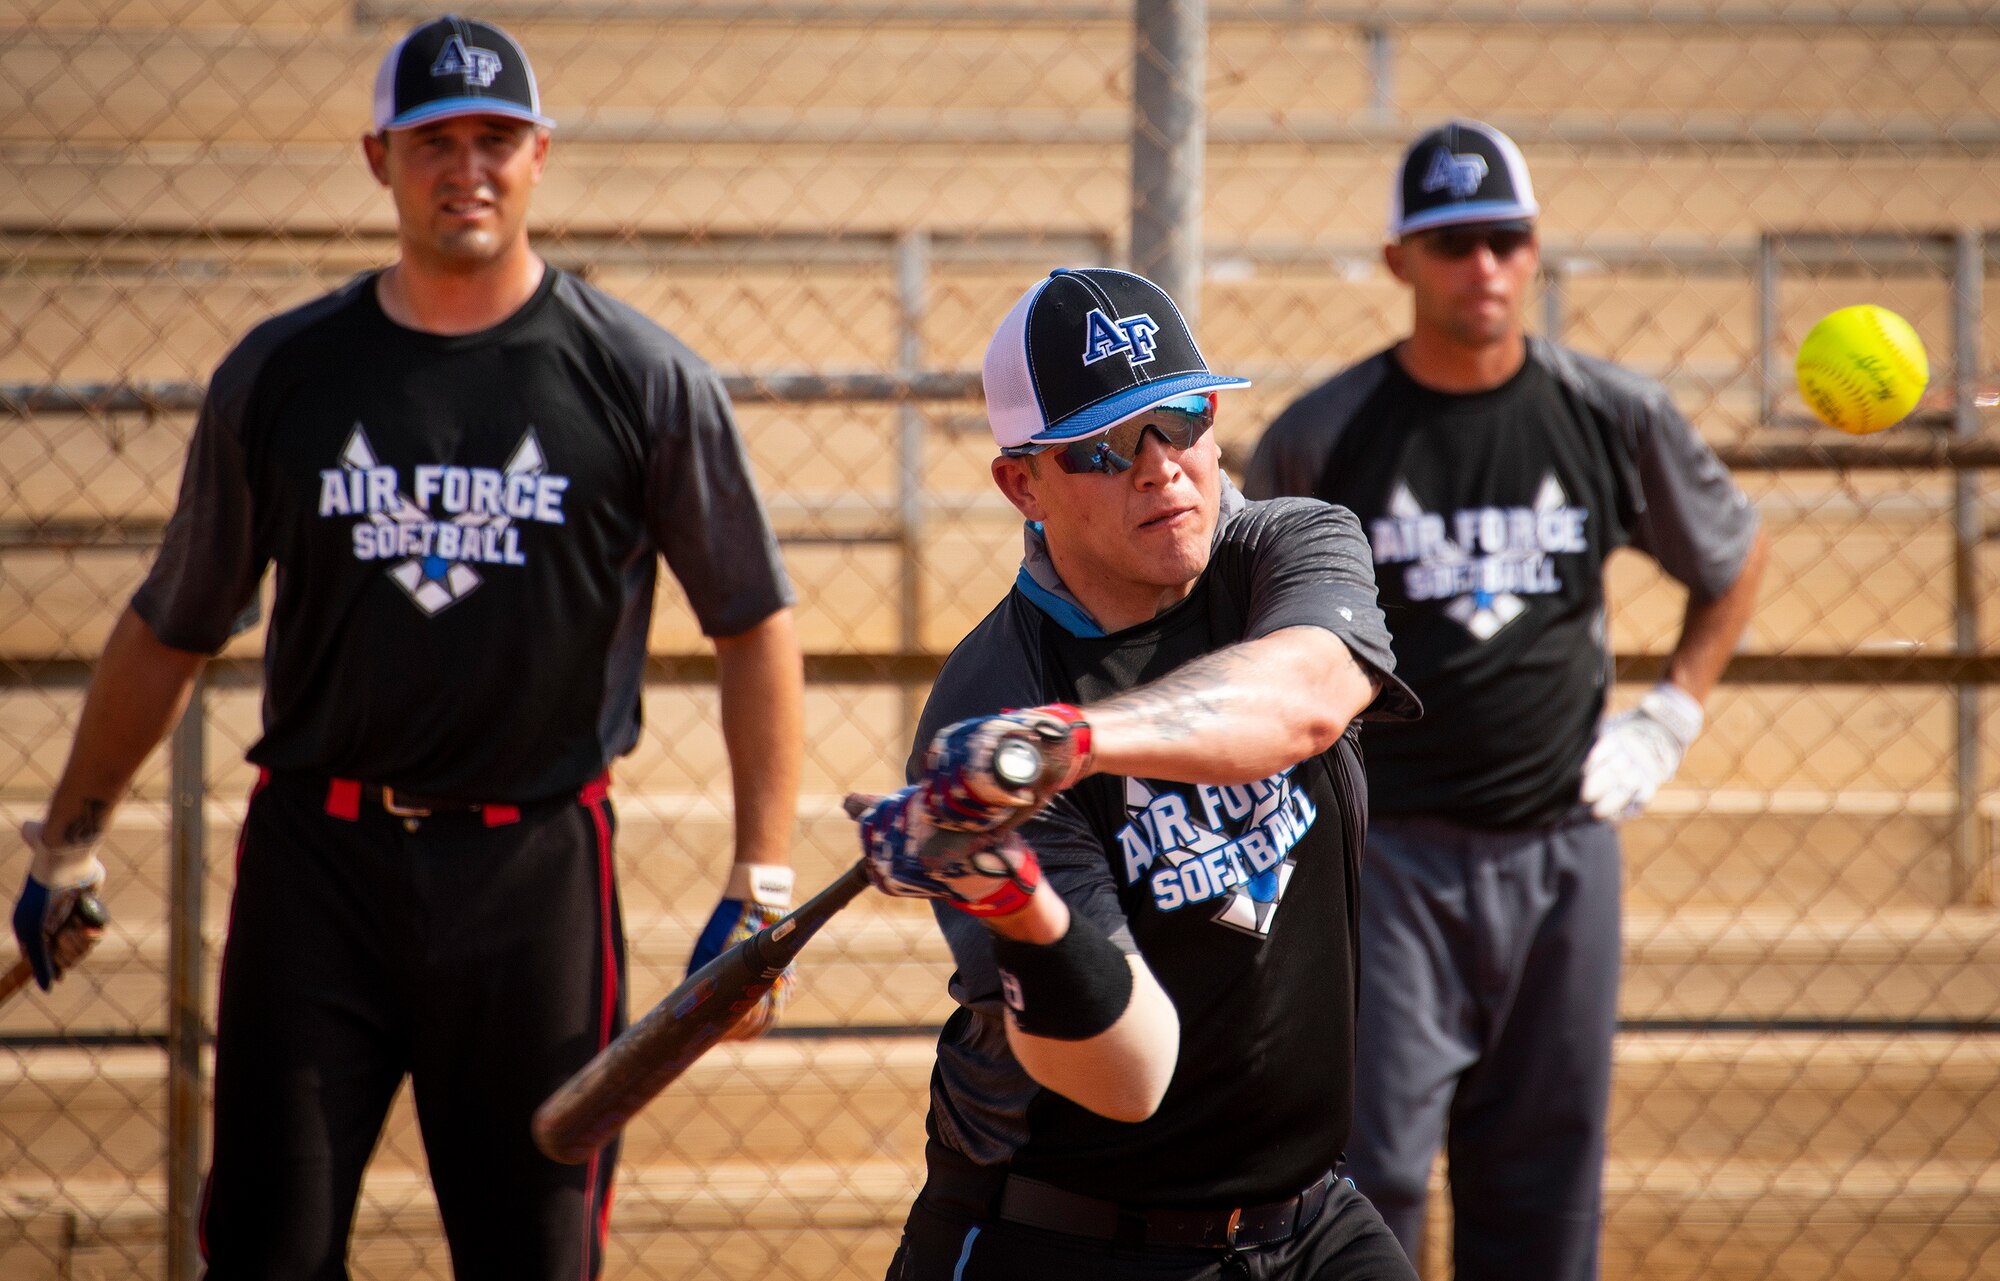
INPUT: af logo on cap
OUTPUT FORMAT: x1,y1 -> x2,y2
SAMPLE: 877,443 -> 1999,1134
432,34 -> 503,88
1082,308 -> 1161,368
1389,120 -> 1540,238
1423,148 -> 1489,199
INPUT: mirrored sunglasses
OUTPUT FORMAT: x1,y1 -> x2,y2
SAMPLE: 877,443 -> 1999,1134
1422,226 -> 1535,260
1007,393 -> 1217,476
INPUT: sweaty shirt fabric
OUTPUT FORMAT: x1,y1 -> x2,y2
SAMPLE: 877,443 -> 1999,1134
1246,339 -> 1757,828
133,267 -> 794,801
910,496 -> 1414,1208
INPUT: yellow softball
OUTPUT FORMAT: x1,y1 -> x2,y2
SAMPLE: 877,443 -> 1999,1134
1795,304 -> 1929,435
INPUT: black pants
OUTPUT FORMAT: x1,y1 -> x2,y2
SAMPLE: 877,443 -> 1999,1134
199,772 -> 627,1280
887,1165 -> 1417,1281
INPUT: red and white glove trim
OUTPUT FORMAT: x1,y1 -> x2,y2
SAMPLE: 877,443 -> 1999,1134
1028,703 -> 1094,790
947,849 -> 1042,919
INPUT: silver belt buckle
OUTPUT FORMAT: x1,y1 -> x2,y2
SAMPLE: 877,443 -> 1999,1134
380,787 -> 431,818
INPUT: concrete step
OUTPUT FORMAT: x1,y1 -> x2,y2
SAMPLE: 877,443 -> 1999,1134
0,522 -> 1972,674
1608,1032 -> 2000,1168
9,143 -> 2000,248
11,901 -> 1995,1037
5,1150 -> 1996,1281
0,1036 -> 937,1189
1599,1157 -> 2000,1281
17,0 -> 345,29
0,536 -> 1005,665
0,903 -> 958,1038
1621,907 -> 2000,1024
9,24 -> 1982,148
0,263 -> 1787,396
11,1031 -> 1995,1191
0,1158 -> 918,1281
0,782 -> 1987,955
1619,802 -> 1966,912
0,793 -> 921,926
4,776 -> 1997,1030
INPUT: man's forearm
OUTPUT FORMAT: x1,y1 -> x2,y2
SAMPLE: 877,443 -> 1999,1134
1084,626 -> 1380,786
713,607 -> 804,866
43,606 -> 209,845
1664,526 -> 1768,704
982,880 -> 1178,1123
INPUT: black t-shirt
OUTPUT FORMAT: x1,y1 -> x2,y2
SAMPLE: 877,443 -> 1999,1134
133,267 -> 794,801
1246,340 -> 1759,828
911,496 -> 1415,1207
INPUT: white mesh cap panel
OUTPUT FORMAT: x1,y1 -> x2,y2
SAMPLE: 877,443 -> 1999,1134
982,279 -> 1052,449
371,30 -> 413,132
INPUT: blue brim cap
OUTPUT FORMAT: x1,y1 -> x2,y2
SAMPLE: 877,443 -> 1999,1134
983,267 -> 1249,450
1020,373 -> 1253,445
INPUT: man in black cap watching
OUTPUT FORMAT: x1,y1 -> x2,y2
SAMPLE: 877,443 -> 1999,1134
1247,120 -> 1767,1279
852,267 -> 1423,1280
10,14 -> 804,1276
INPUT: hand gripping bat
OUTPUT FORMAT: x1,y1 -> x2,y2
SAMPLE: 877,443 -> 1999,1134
1,893 -> 111,1008
531,733 -> 1049,1165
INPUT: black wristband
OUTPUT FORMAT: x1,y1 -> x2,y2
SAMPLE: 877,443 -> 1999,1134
990,914 -> 1135,1041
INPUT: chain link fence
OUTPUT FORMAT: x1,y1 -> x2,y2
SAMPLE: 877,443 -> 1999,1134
4,2 -> 1999,1278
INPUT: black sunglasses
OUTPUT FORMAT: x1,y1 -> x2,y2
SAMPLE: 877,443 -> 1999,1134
1420,226 -> 1536,261
1007,394 -> 1217,476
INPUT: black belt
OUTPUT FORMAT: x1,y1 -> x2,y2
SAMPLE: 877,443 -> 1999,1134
920,1144 -> 1337,1252
358,783 -> 488,816
997,1170 -> 1335,1249
288,773 -> 525,825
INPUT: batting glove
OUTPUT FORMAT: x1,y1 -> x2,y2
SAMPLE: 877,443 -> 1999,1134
850,786 -> 1042,918
1580,683 -> 1704,822
687,863 -> 796,1041
11,820 -> 108,991
924,704 -> 1093,832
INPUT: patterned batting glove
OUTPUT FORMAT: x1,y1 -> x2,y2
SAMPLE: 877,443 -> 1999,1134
687,863 -> 796,1041
1580,683 -> 1704,822
923,704 -> 1093,833
850,786 -> 1042,918
11,821 -> 108,991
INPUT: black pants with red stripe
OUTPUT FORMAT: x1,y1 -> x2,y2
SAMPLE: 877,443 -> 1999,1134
200,772 -> 626,1280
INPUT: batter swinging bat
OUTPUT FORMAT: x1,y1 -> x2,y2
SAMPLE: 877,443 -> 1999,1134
0,893 -> 111,1009
532,733 -> 1049,1165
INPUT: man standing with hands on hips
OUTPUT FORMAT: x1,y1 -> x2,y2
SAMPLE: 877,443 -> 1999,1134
856,266 -> 1424,1280
1247,120 -> 1767,1279
10,15 -> 803,1277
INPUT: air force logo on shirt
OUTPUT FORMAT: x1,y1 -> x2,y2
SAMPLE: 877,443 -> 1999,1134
1082,308 -> 1161,368
1422,148 -> 1489,199
1369,473 -> 1588,641
315,425 -> 570,616
1117,770 -> 1317,936
432,35 -> 503,88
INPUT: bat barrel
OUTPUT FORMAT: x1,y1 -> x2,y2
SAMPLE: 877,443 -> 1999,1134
531,862 -> 874,1165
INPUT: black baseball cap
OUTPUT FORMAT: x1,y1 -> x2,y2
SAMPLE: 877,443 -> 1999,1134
1389,119 -> 1538,238
371,14 -> 555,132
982,268 -> 1250,449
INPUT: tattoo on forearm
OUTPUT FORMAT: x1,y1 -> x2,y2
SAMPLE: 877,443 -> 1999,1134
61,799 -> 109,847
1096,647 -> 1256,743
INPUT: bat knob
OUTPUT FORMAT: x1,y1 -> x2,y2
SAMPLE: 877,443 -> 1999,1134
990,736 -> 1044,789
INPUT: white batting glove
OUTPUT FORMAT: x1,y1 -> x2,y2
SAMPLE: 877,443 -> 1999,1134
1579,683 -> 1704,822
13,821 -> 108,990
